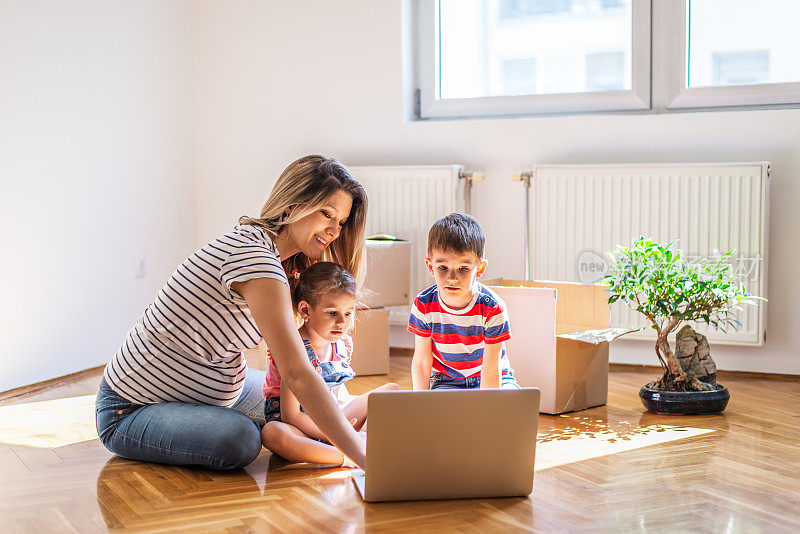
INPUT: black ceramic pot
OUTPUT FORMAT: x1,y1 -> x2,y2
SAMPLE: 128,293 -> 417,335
639,384 -> 730,415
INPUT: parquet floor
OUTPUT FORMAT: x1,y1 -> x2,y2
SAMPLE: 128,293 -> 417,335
1,353 -> 798,533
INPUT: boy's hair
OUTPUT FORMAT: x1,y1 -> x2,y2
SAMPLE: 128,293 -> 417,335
290,261 -> 358,309
427,213 -> 485,258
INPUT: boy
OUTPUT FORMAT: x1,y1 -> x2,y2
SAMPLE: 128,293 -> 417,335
408,213 -> 519,390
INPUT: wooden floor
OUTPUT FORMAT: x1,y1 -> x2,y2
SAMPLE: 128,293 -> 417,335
1,354 -> 799,533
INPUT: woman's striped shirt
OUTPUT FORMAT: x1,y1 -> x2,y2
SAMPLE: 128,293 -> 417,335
103,225 -> 288,406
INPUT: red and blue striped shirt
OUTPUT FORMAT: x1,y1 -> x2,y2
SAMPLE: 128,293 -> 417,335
408,283 -> 513,379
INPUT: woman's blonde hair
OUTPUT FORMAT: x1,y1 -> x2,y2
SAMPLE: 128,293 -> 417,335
239,155 -> 368,281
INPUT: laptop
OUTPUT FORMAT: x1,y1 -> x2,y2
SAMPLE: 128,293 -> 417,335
351,387 -> 540,502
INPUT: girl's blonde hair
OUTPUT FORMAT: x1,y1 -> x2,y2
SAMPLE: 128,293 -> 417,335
239,155 -> 368,281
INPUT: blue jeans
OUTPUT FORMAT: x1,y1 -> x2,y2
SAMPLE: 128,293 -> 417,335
95,369 -> 267,470
430,372 -> 521,390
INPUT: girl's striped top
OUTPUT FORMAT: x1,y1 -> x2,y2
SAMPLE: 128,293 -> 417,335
408,282 -> 513,379
103,225 -> 288,406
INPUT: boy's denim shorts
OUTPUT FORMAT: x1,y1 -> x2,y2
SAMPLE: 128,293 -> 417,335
430,372 -> 521,390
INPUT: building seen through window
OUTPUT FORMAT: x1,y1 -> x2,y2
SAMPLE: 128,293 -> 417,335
440,0 -> 632,99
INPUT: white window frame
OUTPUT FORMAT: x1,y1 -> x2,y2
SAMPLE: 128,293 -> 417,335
416,0 -> 800,119
417,0 -> 651,119
660,0 -> 800,110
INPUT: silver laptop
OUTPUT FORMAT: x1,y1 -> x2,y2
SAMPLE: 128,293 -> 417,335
352,388 -> 540,502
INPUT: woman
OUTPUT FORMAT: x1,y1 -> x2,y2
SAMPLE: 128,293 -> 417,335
95,155 -> 368,469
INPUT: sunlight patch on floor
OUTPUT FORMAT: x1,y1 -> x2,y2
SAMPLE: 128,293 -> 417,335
317,469 -> 357,481
535,421 -> 714,471
0,394 -> 97,448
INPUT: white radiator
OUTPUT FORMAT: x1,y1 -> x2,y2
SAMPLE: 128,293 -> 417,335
526,163 -> 770,346
348,165 -> 469,324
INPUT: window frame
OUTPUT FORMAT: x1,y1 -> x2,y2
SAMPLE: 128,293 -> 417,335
416,0 -> 800,119
662,0 -> 800,110
417,0 -> 651,119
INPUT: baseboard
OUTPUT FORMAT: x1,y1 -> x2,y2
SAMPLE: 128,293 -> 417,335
0,365 -> 105,401
609,363 -> 800,381
4,359 -> 794,403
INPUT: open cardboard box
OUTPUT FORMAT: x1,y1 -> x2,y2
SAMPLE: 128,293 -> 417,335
361,237 -> 411,309
348,237 -> 412,375
350,307 -> 390,375
484,278 -> 633,414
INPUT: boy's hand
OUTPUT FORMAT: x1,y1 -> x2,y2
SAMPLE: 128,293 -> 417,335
480,342 -> 503,389
411,335 -> 434,390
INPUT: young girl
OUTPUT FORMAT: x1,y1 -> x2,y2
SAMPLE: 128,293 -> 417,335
261,261 -> 400,465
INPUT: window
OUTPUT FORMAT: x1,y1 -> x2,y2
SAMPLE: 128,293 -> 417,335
542,55 -> 579,94
666,0 -> 800,109
499,0 -> 573,19
711,51 -> 770,87
502,58 -> 538,95
416,0 -> 800,119
585,51 -> 626,92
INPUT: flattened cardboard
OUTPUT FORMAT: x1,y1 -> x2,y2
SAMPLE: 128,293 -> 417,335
350,308 -> 390,375
484,278 -> 614,414
361,238 -> 412,308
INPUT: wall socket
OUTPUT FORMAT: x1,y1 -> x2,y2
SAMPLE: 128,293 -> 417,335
133,256 -> 147,278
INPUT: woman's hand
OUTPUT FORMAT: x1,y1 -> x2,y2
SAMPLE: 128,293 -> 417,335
232,277 -> 366,468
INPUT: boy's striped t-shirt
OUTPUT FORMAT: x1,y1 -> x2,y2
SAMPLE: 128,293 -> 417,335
103,225 -> 288,406
407,282 -> 513,379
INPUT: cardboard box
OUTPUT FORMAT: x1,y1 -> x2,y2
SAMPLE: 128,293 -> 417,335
484,278 -> 627,414
349,307 -> 390,375
251,310 -> 390,376
244,340 -> 267,371
361,238 -> 411,308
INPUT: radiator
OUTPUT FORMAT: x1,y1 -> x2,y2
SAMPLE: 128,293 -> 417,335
348,165 -> 469,324
526,163 -> 770,346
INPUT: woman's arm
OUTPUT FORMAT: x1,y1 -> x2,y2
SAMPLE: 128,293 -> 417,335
411,335 -> 433,390
232,277 -> 366,467
479,342 -> 502,389
279,383 -> 329,441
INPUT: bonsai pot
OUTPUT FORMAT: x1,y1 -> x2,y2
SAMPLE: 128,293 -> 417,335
639,384 -> 730,415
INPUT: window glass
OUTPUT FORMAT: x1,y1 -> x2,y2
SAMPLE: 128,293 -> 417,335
586,51 -> 625,91
688,0 -> 800,88
439,0 -> 632,99
502,57 -> 538,95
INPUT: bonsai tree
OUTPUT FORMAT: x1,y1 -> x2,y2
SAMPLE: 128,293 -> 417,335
604,237 -> 763,392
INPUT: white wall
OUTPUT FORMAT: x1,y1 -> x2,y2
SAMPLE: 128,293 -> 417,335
192,0 -> 799,375
0,0 -> 195,390
3,0 -> 796,391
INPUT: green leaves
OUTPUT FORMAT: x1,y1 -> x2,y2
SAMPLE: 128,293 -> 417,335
603,236 -> 764,337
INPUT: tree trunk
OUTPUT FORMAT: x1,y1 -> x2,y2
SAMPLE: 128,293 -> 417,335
657,332 -> 686,381
650,317 -> 716,391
